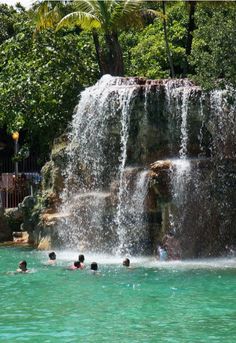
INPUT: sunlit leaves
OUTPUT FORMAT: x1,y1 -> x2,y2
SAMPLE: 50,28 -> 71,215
0,15 -> 98,157
190,3 -> 236,89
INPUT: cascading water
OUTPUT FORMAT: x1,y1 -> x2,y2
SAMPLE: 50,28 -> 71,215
165,84 -> 236,257
58,75 -> 150,254
115,82 -> 154,255
53,75 -> 235,258
210,88 -> 236,160
164,81 -> 193,239
115,169 -> 149,255
179,88 -> 190,159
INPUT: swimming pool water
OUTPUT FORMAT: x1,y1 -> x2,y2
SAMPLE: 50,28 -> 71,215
1,246 -> 236,342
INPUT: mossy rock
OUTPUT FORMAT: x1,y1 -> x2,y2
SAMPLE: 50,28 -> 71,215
4,208 -> 23,233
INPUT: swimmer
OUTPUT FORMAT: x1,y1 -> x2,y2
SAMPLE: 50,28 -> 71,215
122,258 -> 130,267
67,261 -> 81,270
48,251 -> 57,265
16,260 -> 30,273
90,262 -> 98,272
78,254 -> 85,269
74,261 -> 81,269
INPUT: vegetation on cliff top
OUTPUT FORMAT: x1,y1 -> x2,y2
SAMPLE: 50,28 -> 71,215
0,0 -> 235,160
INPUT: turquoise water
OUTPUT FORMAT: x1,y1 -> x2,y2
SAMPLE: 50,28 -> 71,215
1,247 -> 236,343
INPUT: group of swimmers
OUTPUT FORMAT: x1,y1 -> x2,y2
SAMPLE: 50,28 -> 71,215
16,252 -> 131,273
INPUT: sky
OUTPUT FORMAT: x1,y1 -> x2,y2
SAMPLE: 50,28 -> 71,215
0,0 -> 33,8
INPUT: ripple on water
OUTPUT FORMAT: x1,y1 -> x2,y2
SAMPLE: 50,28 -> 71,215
0,248 -> 236,342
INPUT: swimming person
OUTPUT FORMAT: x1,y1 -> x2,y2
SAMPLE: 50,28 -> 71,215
123,258 -> 130,267
16,260 -> 29,273
67,261 -> 81,270
48,252 -> 57,265
90,262 -> 98,272
78,254 -> 85,269
74,261 -> 81,269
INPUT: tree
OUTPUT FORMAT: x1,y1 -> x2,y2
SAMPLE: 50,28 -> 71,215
0,3 -> 22,44
162,1 -> 175,77
185,1 -> 196,57
34,0 -> 146,76
120,1 -> 187,78
183,0 -> 197,75
0,11 -> 98,159
190,2 -> 236,89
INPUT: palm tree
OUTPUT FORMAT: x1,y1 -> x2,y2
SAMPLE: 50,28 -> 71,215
34,0 -> 145,76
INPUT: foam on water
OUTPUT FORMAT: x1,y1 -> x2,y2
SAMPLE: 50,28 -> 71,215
41,249 -> 236,270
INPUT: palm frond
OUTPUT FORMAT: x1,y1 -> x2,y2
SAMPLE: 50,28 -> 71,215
56,11 -> 101,31
111,0 -> 144,30
34,1 -> 62,32
73,0 -> 100,15
97,0 -> 115,28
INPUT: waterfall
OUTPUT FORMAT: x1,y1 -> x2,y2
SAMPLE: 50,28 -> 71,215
52,75 -> 235,258
115,169 -> 149,255
58,75 -> 150,254
210,89 -> 236,160
164,81 -> 193,241
166,86 -> 236,257
198,96 -> 205,155
179,88 -> 190,159
165,79 -> 192,158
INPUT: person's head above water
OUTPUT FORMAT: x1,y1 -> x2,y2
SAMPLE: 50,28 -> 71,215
74,261 -> 81,269
19,260 -> 27,271
91,262 -> 98,271
49,252 -> 56,260
78,254 -> 85,263
123,258 -> 130,267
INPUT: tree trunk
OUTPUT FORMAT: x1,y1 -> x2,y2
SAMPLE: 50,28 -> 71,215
111,31 -> 124,76
105,33 -> 114,75
162,1 -> 175,78
184,1 -> 197,75
105,31 -> 124,76
92,30 -> 108,76
186,1 -> 196,56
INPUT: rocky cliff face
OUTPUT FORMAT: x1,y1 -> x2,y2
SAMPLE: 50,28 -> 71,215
0,208 -> 12,242
22,76 -> 236,258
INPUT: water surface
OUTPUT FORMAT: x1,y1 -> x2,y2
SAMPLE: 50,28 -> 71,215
1,247 -> 236,342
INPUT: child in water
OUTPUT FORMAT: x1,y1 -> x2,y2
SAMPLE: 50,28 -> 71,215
78,254 -> 85,269
68,261 -> 81,270
16,260 -> 30,273
90,262 -> 98,273
47,252 -> 57,265
123,258 -> 130,267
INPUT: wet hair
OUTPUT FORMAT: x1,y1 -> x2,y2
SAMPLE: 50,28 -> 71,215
91,262 -> 98,271
49,252 -> 56,260
74,261 -> 81,269
19,260 -> 27,268
123,258 -> 130,267
78,254 -> 85,263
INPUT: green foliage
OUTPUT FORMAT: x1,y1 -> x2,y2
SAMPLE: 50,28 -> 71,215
55,0 -> 144,32
122,26 -> 169,78
0,13 -> 98,158
190,2 -> 236,89
0,4 -> 20,44
35,0 -> 148,76
121,2 -> 187,78
0,0 -> 235,161
13,144 -> 30,162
